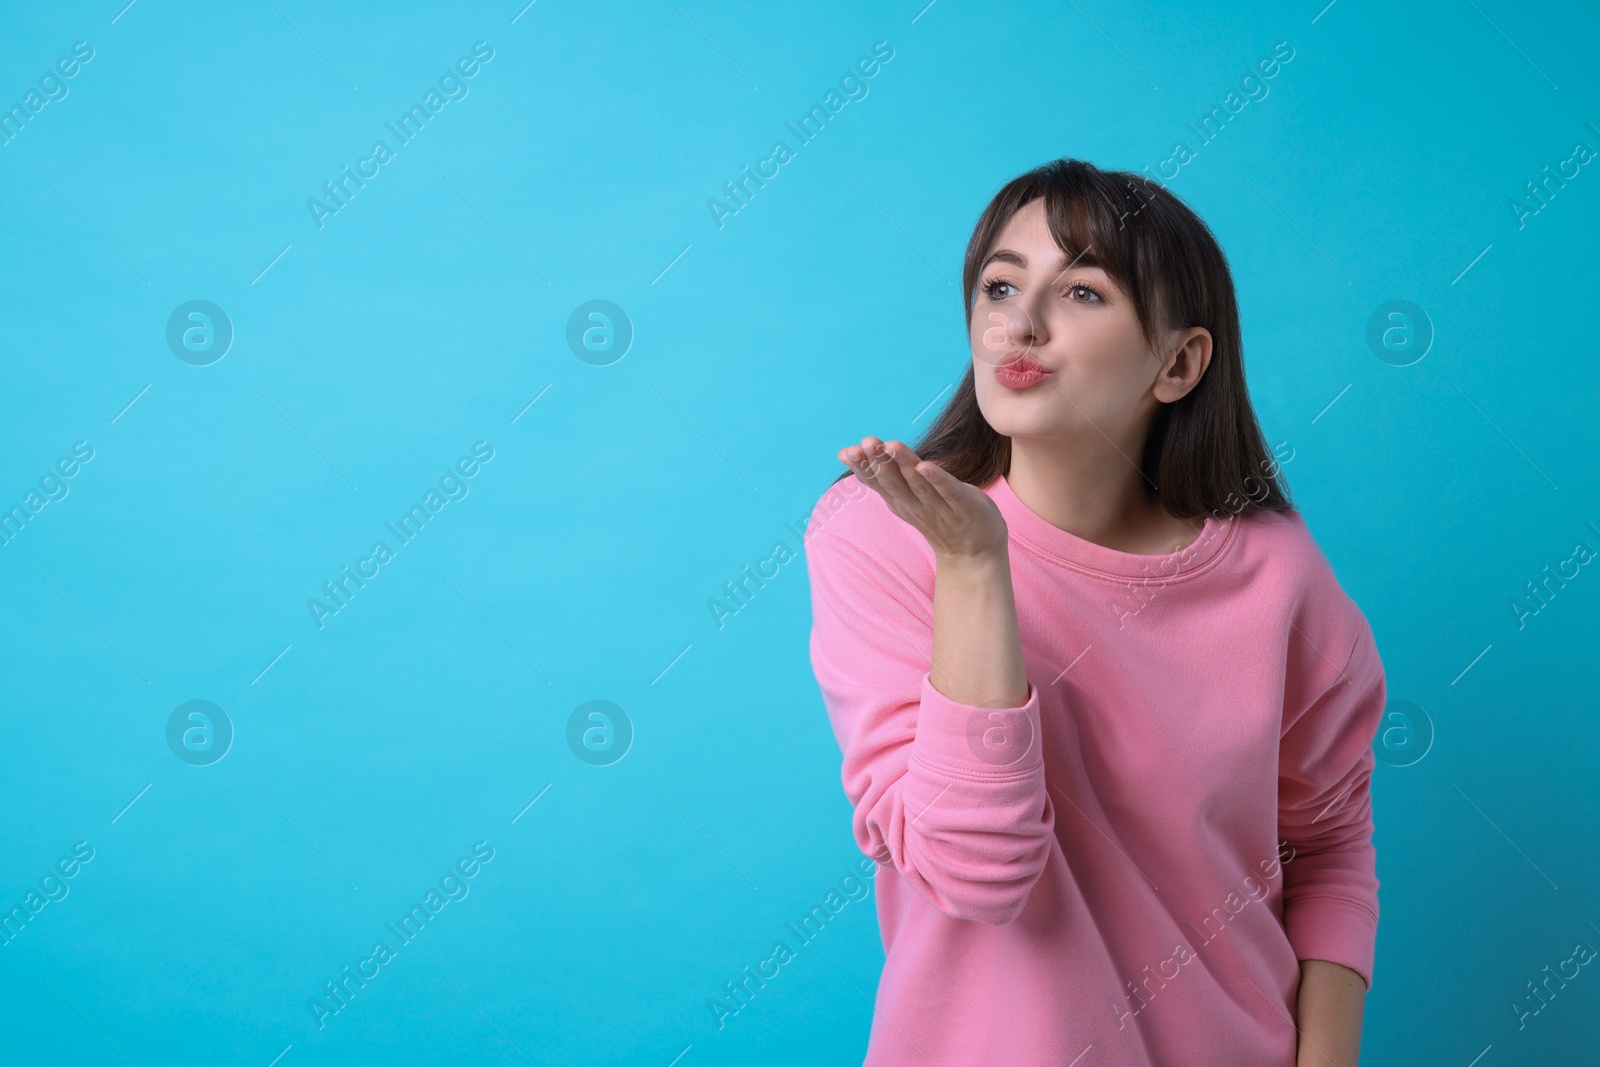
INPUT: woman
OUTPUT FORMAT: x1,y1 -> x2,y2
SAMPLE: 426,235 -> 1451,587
805,158 -> 1382,1066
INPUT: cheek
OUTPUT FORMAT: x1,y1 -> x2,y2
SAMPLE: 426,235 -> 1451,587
1045,358 -> 1142,424
1076,355 -> 1141,403
969,314 -> 1012,365
1072,325 -> 1150,384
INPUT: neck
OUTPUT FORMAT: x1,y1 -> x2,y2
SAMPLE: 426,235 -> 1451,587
1005,434 -> 1177,553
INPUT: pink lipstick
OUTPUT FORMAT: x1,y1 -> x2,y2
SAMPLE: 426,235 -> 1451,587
995,352 -> 1052,390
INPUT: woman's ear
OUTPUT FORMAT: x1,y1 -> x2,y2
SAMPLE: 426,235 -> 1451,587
1152,327 -> 1212,404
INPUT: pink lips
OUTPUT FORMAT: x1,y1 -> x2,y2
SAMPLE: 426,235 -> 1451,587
995,351 -> 1051,390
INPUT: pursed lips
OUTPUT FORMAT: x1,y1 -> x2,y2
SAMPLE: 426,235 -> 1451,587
998,351 -> 1050,373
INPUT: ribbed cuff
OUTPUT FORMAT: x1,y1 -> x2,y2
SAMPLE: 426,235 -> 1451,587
910,672 -> 1044,777
1284,894 -> 1379,990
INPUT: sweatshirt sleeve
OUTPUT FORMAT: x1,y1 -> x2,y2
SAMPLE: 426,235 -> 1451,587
1278,618 -> 1385,990
805,525 -> 1055,926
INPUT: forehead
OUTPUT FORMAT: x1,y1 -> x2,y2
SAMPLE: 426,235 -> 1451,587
993,198 -> 1052,243
983,199 -> 1105,276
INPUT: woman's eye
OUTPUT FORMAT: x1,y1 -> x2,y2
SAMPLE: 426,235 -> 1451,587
982,278 -> 1102,302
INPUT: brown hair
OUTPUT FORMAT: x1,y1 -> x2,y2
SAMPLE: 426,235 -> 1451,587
830,157 -> 1291,519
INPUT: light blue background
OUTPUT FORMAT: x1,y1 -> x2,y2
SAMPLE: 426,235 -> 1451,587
1,1 -> 1596,1064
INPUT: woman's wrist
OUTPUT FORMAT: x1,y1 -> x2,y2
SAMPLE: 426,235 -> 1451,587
930,547 -> 1029,708
934,545 -> 1010,573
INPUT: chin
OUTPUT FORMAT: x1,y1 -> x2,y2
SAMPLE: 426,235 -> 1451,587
977,397 -> 1069,439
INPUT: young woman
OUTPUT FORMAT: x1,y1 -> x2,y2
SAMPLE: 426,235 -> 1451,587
805,158 -> 1383,1066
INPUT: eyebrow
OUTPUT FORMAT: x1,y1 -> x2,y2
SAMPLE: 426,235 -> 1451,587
981,248 -> 1104,273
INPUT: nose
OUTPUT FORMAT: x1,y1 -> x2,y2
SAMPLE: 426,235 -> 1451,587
1000,300 -> 1046,355
975,294 -> 1047,364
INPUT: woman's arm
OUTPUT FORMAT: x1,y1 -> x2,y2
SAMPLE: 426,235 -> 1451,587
1277,618 -> 1385,1030
849,437 -> 1028,709
1295,958 -> 1366,1066
805,437 -> 1054,924
929,537 -> 1029,709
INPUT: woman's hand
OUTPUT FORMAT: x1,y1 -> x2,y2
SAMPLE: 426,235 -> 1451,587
839,436 -> 1009,562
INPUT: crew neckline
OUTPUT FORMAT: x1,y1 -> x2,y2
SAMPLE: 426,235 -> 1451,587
987,471 -> 1236,583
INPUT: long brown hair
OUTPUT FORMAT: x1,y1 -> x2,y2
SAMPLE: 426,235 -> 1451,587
830,158 -> 1291,519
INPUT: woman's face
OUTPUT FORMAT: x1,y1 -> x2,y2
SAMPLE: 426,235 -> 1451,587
969,197 -> 1206,444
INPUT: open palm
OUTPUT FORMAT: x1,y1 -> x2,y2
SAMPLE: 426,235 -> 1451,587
838,436 -> 1008,561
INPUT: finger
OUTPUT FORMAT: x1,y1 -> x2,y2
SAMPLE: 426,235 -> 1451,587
914,458 -> 968,508
841,438 -> 914,518
885,442 -> 947,513
848,436 -> 888,480
855,436 -> 898,483
860,440 -> 922,513
842,439 -> 889,481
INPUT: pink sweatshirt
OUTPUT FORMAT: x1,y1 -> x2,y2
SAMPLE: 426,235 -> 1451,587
805,471 -> 1384,1066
